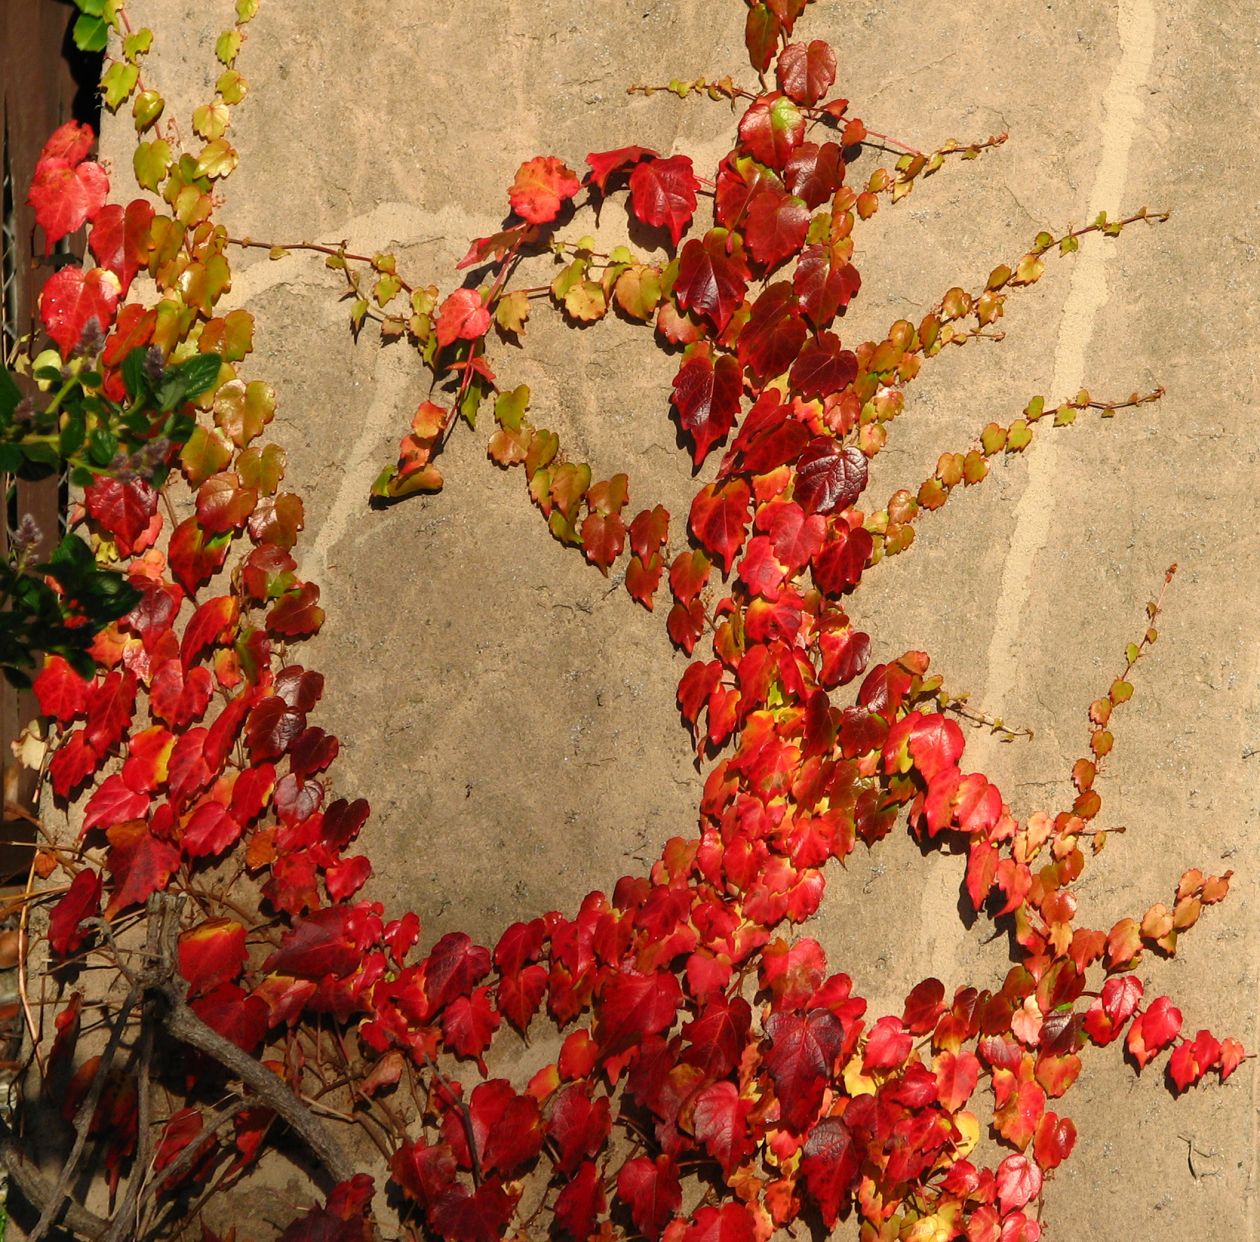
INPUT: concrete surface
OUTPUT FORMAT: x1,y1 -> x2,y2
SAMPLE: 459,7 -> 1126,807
100,0 -> 1257,1237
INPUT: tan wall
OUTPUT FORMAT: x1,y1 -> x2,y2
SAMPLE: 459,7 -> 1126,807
102,1 -> 1259,1236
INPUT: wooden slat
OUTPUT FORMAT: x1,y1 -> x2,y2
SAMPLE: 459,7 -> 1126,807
0,0 -> 97,882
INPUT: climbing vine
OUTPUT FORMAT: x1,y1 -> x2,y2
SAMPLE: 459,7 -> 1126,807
2,1 -> 1247,1240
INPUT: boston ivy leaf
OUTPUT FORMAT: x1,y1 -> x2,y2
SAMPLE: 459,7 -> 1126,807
628,155 -> 699,247
744,187 -> 809,269
737,282 -> 806,384
39,266 -> 120,355
788,330 -> 858,399
764,1008 -> 844,1131
671,344 -> 743,466
509,155 -> 581,224
794,439 -> 868,514
27,146 -> 110,253
48,869 -> 103,955
783,141 -> 845,208
794,242 -> 861,325
744,4 -> 781,74
585,145 -> 658,194
738,93 -> 806,170
799,1116 -> 860,1227
674,231 -> 749,332
616,1155 -> 681,1242
435,288 -> 491,349
689,479 -> 752,574
87,199 -> 156,294
776,40 -> 837,106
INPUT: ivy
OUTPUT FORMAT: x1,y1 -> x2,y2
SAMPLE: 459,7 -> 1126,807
2,1 -> 1247,1240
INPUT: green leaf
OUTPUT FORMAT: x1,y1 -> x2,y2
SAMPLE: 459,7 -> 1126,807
101,61 -> 140,111
72,13 -> 109,52
172,352 -> 224,403
0,369 -> 19,423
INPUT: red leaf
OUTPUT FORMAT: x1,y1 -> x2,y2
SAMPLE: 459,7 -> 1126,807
617,1155 -> 682,1242
580,512 -> 626,573
995,1153 -> 1042,1214
178,918 -> 248,995
675,231 -> 749,332
49,869 -> 102,955
690,1080 -> 754,1176
82,773 -> 150,834
745,188 -> 809,269
509,155 -> 581,224
181,596 -> 240,668
585,145 -> 659,194
554,1161 -> 605,1240
628,155 -> 699,247
34,655 -> 90,723
84,670 -> 137,753
196,472 -> 258,534
168,516 -> 231,594
794,243 -> 861,325
799,1115 -> 859,1226
28,157 -> 110,253
497,963 -> 548,1032
39,120 -> 95,166
549,1084 -> 612,1174
738,94 -> 806,169
442,986 -> 502,1064
268,582 -> 325,638
737,283 -> 806,384
788,331 -> 858,400
435,289 -> 491,349
265,907 -> 363,980
189,983 -> 267,1054
182,801 -> 243,859
784,141 -> 845,208
903,977 -> 947,1034
595,968 -> 682,1055
104,820 -> 181,916
744,6 -> 781,75
764,1008 -> 843,1131
49,729 -> 101,798
426,931 -> 492,1011
84,476 -> 157,557
1033,1111 -> 1077,1169
39,266 -> 119,354
88,199 -> 155,294
681,996 -> 752,1078
672,346 -> 743,466
150,659 -> 214,728
426,1181 -> 517,1242
245,695 -> 304,762
863,1015 -> 912,1071
1126,995 -> 1182,1069
683,1204 -> 757,1242
689,479 -> 752,574
794,440 -> 868,514
776,40 -> 837,105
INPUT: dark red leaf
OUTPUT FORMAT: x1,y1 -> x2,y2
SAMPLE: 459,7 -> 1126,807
425,931 -> 492,1011
788,331 -> 858,399
784,141 -> 845,208
800,1116 -> 859,1226
672,346 -> 743,466
764,1008 -> 843,1131
616,1155 -> 682,1242
794,439 -> 868,514
737,282 -> 806,383
675,231 -> 749,332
